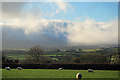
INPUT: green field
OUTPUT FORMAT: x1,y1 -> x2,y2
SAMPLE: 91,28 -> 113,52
4,54 -> 62,62
2,69 -> 119,78
4,54 -> 28,61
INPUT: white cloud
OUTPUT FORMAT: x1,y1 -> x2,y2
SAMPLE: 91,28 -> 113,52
2,16 -> 118,45
1,2 -> 118,46
65,18 -> 118,45
2,15 -> 47,35
54,2 -> 72,13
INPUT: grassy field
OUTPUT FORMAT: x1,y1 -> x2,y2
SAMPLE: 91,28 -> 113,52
4,54 -> 62,62
2,69 -> 119,78
82,49 -> 102,52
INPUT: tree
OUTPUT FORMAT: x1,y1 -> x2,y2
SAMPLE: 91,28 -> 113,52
78,53 -> 109,64
74,58 -> 80,63
2,54 -> 6,63
27,46 -> 53,64
68,49 -> 76,52
59,52 -> 74,63
78,48 -> 82,52
28,46 -> 44,63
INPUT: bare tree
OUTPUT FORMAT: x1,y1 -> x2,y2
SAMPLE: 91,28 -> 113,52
28,46 -> 44,63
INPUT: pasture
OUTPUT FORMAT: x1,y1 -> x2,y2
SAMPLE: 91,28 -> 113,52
4,54 -> 61,62
2,69 -> 119,79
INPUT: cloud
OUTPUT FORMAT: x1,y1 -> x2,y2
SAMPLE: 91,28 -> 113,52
54,2 -> 72,13
65,18 -> 118,45
1,2 -> 118,48
2,20 -> 68,48
2,2 -> 72,20
2,16 -> 118,46
2,2 -> 26,19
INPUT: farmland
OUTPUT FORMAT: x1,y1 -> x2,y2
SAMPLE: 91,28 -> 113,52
4,53 -> 62,62
2,47 -> 119,80
2,69 -> 119,79
2,44 -> 119,80
3,47 -> 119,64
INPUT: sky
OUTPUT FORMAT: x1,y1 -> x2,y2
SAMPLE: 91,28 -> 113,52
1,2 -> 118,48
22,2 -> 118,22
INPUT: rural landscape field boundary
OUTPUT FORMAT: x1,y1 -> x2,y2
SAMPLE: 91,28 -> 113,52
2,64 -> 120,70
1,78 -> 119,80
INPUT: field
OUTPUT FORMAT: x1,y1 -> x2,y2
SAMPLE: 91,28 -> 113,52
2,69 -> 119,79
2,48 -> 119,80
2,48 -> 106,62
3,47 -> 119,64
4,54 -> 62,62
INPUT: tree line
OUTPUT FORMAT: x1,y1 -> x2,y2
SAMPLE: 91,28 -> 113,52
2,46 -> 120,64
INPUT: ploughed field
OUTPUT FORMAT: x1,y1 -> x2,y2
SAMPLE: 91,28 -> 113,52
2,69 -> 119,79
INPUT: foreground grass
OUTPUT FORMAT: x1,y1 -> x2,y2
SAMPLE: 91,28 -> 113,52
2,69 -> 118,78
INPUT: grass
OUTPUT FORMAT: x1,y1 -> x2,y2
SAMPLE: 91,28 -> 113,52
2,69 -> 119,78
4,54 -> 61,62
46,55 -> 62,57
5,54 -> 28,59
82,49 -> 102,52
5,54 -> 62,58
